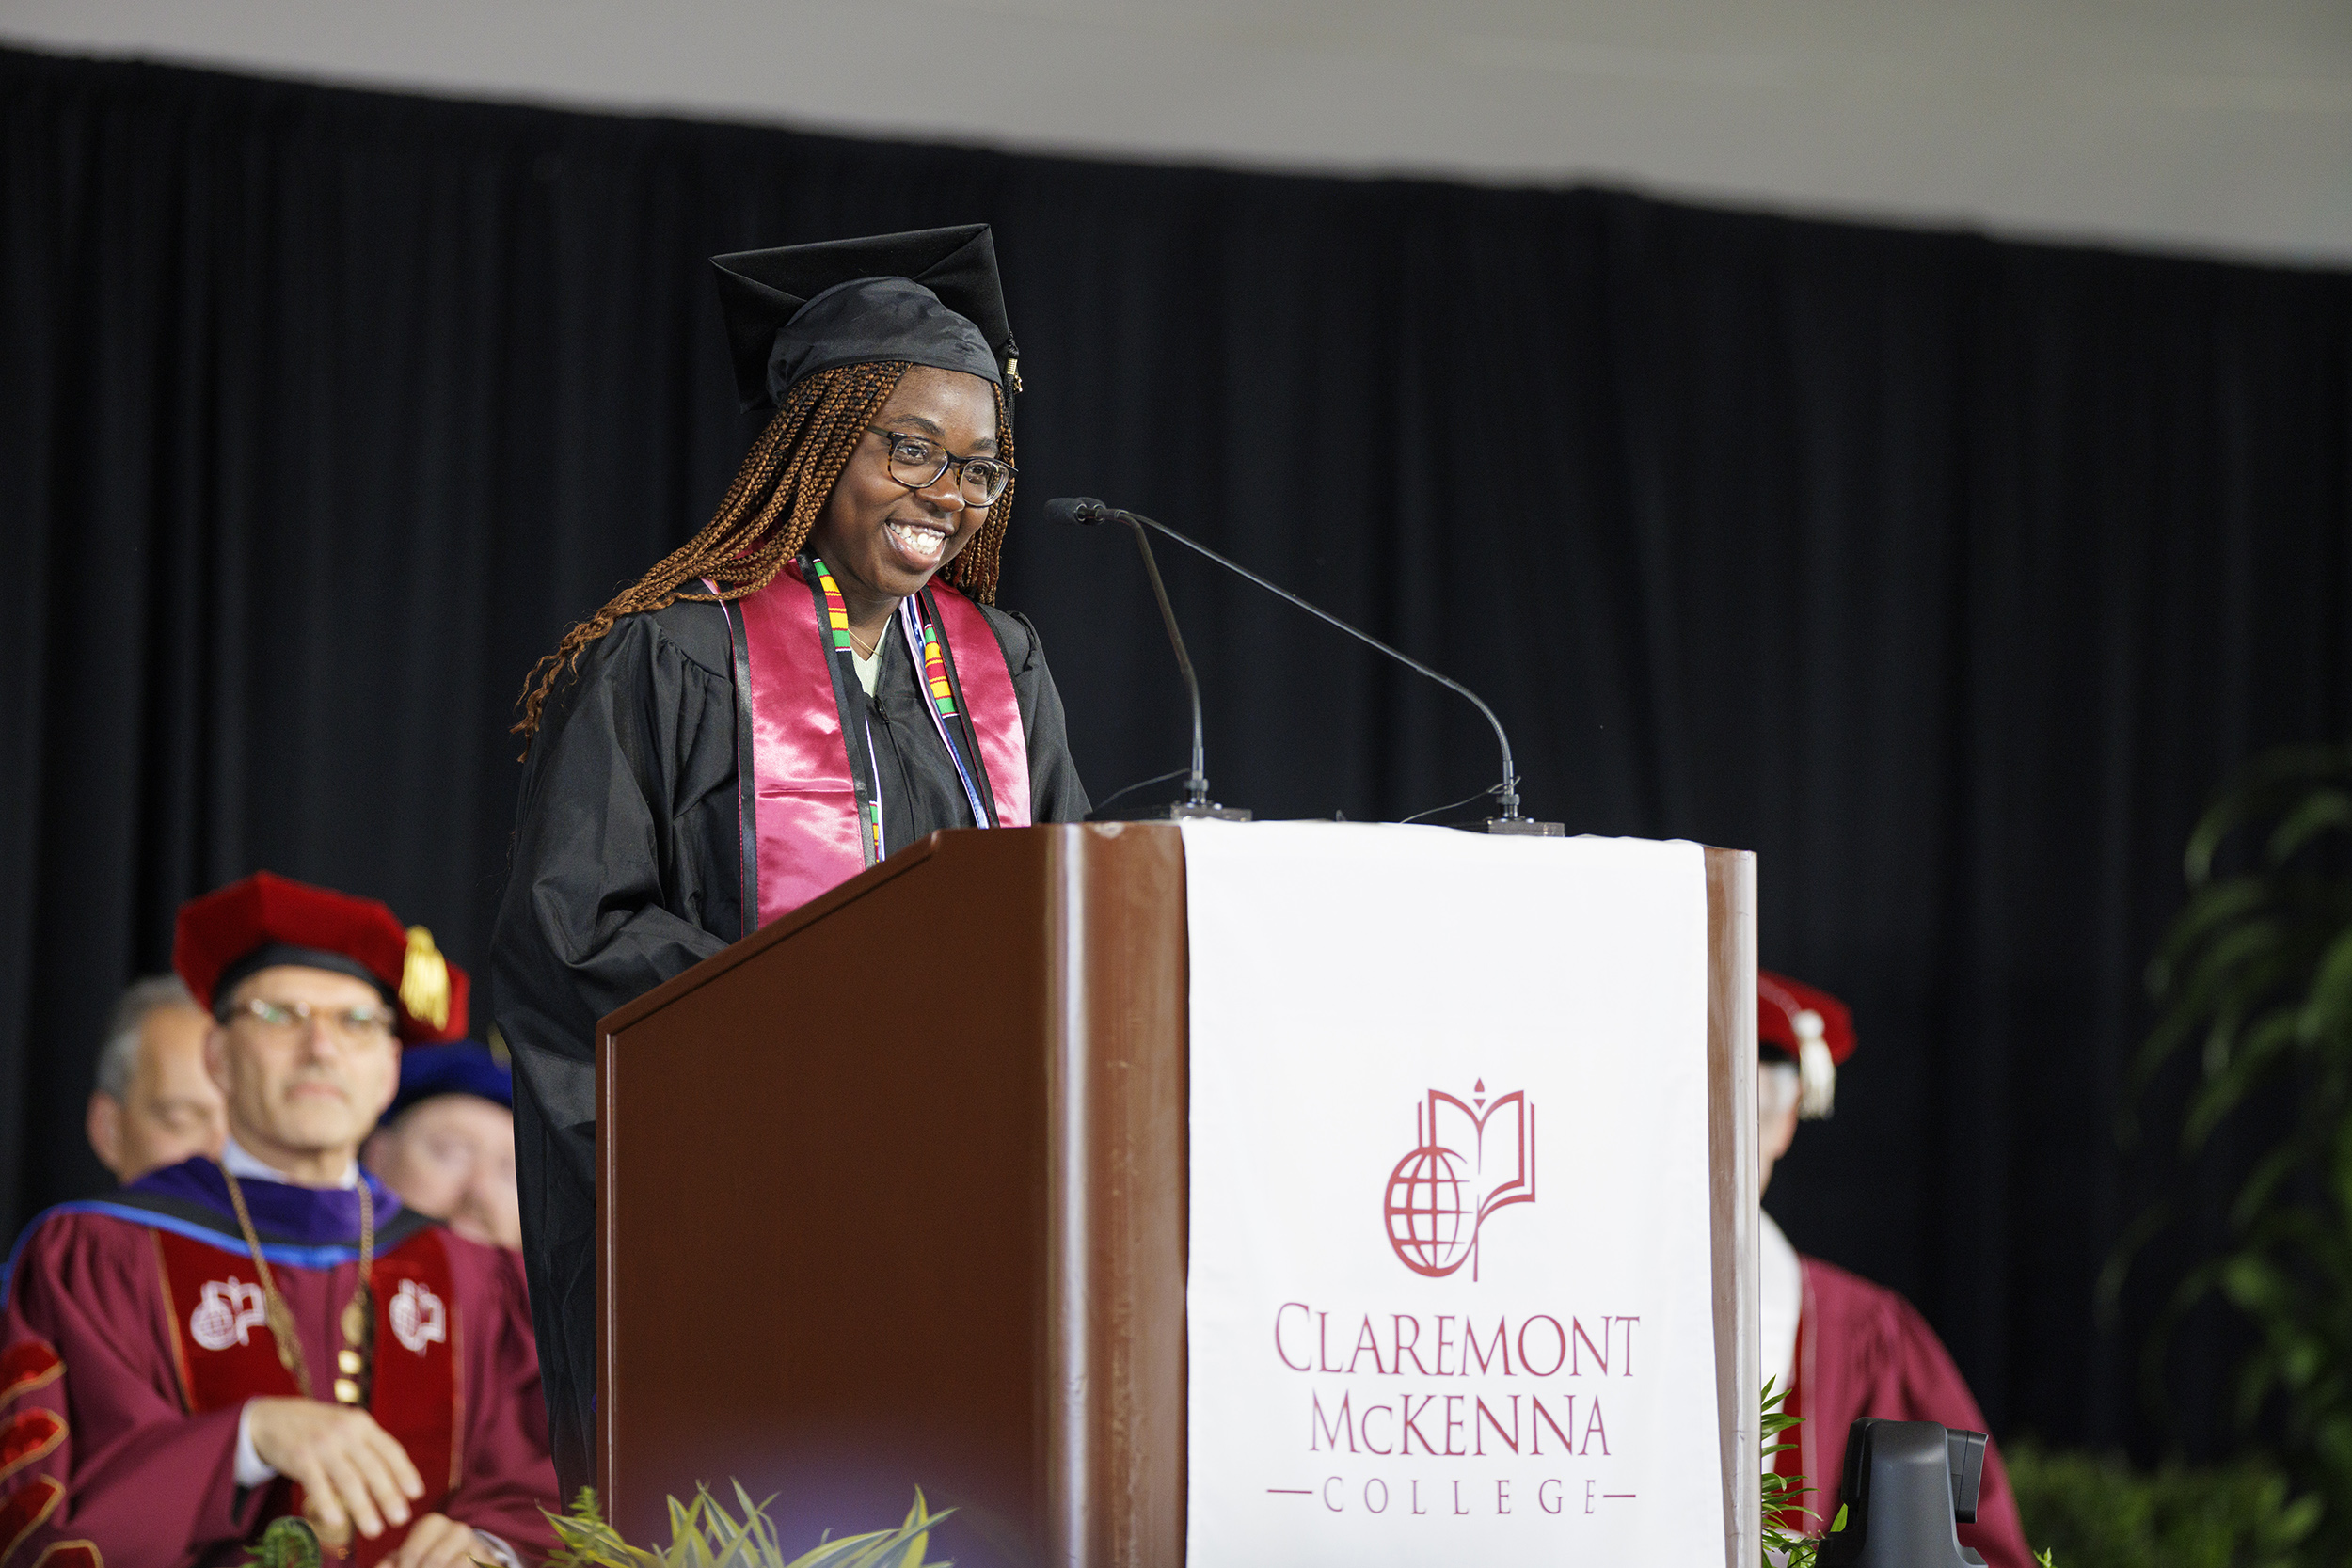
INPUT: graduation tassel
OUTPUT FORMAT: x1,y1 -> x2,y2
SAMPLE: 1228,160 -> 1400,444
1796,1009 -> 1838,1120
400,927 -> 451,1032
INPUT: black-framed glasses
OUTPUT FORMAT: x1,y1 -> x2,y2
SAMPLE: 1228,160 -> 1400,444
867,428 -> 1016,507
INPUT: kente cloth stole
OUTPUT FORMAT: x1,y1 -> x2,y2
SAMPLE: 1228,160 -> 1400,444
711,557 -> 1031,930
151,1227 -> 462,1567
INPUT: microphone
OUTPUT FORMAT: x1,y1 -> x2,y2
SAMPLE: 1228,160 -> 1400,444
1041,497 -> 1109,527
1047,497 -> 1248,821
1049,497 -> 1561,834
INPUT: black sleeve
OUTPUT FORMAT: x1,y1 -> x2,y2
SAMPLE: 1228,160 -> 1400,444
491,609 -> 739,1080
983,606 -> 1091,823
487,606 -> 740,1495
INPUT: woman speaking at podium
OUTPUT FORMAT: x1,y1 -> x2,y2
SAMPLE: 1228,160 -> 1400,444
490,226 -> 1090,1493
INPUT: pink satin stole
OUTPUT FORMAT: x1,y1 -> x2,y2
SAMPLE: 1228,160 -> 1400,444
927,581 -> 1032,831
734,562 -> 1031,929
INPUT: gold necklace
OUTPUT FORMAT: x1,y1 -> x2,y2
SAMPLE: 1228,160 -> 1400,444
220,1163 -> 374,1404
846,621 -> 886,659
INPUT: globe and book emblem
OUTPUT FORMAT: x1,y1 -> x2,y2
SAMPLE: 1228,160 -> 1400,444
1383,1081 -> 1537,1280
189,1276 -> 268,1353
389,1277 -> 450,1354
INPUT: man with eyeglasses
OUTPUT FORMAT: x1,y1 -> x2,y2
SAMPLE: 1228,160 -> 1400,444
0,873 -> 557,1567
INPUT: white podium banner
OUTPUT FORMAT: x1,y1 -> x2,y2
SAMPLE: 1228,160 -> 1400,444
1183,821 -> 1721,1566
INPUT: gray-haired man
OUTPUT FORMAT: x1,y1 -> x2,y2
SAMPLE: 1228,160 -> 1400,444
85,974 -> 227,1181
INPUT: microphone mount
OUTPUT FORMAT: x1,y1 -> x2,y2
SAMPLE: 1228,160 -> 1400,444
1046,496 -> 1248,822
1050,497 -> 1560,835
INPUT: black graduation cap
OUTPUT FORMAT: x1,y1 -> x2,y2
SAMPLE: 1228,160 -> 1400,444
710,224 -> 1021,413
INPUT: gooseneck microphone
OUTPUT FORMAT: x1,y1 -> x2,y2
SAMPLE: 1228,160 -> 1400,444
1044,496 -> 1247,821
1048,497 -> 1560,834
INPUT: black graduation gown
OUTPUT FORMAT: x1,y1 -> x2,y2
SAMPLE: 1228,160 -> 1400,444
488,594 -> 1089,1493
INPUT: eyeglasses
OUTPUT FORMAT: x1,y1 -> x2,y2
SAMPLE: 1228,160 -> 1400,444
866,428 -> 1016,508
232,997 -> 398,1048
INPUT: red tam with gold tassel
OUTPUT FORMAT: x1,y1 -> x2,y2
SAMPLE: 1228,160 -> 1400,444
172,871 -> 469,1044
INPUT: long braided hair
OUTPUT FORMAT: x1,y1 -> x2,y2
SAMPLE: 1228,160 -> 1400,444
515,359 -> 1015,740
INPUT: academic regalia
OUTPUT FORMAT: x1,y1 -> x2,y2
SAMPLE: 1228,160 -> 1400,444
494,589 -> 1089,1487
0,1159 -> 557,1567
169,874 -> 473,1052
1756,974 -> 2031,1567
492,226 -> 1091,1494
387,1042 -> 513,1117
1764,1214 -> 2032,1567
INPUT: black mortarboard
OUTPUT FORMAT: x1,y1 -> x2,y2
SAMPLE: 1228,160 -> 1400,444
710,225 -> 1021,413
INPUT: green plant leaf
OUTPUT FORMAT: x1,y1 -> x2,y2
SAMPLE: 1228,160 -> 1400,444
2110,741 -> 2352,1559
544,1485 -> 956,1568
240,1517 -> 325,1568
2265,787 -> 2352,868
2296,925 -> 2352,1044
2185,1008 -> 2304,1149
2183,744 -> 2352,883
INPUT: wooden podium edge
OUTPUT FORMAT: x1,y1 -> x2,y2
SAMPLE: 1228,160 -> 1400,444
594,831 -> 953,1513
1043,822 -> 1190,1568
596,834 -> 946,1037
1706,846 -> 1761,1568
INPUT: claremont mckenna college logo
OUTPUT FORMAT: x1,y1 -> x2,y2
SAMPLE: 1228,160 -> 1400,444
1383,1082 -> 1536,1280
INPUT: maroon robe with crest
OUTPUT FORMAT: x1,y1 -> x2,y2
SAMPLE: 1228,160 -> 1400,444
0,1159 -> 556,1567
1777,1254 -> 2034,1567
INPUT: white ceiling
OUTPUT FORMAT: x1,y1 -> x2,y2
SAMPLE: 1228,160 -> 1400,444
7,0 -> 2351,266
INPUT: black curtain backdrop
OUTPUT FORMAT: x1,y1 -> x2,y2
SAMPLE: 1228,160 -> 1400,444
4,45 -> 2349,1460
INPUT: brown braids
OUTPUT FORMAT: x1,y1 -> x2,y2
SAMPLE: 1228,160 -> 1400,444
513,359 -> 1016,741
949,384 -> 1018,605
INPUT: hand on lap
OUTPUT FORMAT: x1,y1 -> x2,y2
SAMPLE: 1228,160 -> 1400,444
245,1396 -> 425,1543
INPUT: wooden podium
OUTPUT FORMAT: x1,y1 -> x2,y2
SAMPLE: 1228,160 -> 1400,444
596,824 -> 1757,1567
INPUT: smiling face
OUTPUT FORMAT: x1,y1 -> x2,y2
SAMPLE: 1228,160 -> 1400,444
808,365 -> 999,612
205,965 -> 403,1177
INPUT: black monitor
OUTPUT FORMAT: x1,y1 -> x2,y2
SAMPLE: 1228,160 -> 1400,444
1816,1418 -> 1990,1567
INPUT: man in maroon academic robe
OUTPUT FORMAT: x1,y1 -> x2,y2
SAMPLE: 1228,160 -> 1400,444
1757,972 -> 2034,1568
0,873 -> 559,1567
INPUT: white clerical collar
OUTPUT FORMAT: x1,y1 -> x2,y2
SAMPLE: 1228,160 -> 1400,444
221,1134 -> 359,1191
1759,1207 -> 1803,1400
